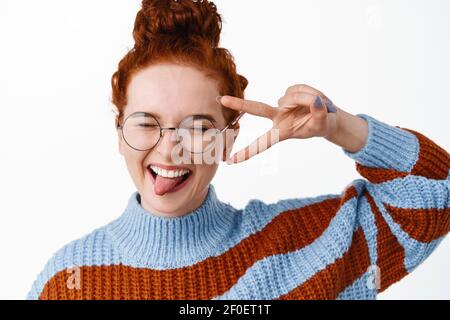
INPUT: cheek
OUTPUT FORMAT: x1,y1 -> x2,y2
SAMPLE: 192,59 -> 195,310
123,151 -> 148,178
195,164 -> 219,181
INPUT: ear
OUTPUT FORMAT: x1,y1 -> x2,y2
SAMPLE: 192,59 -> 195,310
222,124 -> 240,162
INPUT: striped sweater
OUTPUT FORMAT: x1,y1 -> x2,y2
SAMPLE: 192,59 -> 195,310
26,114 -> 450,300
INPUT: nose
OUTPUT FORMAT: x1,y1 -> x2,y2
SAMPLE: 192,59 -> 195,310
154,128 -> 180,157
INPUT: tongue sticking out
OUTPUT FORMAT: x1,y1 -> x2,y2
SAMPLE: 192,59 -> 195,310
153,174 -> 185,196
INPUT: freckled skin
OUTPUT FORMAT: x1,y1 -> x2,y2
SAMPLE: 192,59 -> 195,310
117,63 -> 239,218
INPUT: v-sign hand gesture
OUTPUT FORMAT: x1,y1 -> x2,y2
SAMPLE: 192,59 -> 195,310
218,84 -> 339,164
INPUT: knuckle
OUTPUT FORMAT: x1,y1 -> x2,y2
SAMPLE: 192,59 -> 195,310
278,95 -> 287,105
294,84 -> 307,92
277,96 -> 285,106
310,124 -> 322,136
285,84 -> 297,94
293,91 -> 303,102
315,118 -> 328,131
317,112 -> 328,120
287,83 -> 306,94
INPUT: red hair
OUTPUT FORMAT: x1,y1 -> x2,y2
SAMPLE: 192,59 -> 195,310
111,0 -> 248,128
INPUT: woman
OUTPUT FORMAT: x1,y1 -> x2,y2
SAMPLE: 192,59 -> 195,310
27,0 -> 450,300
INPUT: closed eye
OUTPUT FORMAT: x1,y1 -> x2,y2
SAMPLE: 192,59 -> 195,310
138,124 -> 159,128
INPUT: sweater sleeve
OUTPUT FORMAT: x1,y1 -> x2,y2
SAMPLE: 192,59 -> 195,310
341,113 -> 450,294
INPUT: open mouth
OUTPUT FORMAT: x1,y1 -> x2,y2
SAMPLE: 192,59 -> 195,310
147,165 -> 193,194
148,166 -> 191,182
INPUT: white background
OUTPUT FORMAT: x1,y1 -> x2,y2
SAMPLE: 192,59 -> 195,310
0,0 -> 449,299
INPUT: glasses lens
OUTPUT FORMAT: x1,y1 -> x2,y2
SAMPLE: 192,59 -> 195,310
122,113 -> 160,151
178,116 -> 219,153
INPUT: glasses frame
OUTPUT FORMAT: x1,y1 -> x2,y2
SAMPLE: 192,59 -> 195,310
117,111 -> 245,153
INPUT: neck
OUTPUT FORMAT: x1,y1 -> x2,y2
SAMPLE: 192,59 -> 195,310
105,184 -> 238,269
140,187 -> 209,218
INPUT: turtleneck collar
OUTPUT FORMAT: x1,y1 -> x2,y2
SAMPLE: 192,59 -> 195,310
105,184 -> 238,269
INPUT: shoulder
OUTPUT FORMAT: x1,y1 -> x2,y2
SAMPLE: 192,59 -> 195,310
26,224 -> 119,300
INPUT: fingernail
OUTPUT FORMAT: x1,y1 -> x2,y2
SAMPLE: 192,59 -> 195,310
314,96 -> 323,109
226,157 -> 234,165
325,101 -> 338,113
216,95 -> 223,105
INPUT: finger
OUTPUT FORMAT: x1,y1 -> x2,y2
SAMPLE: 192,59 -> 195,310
310,96 -> 329,121
280,91 -> 338,114
323,98 -> 338,113
292,113 -> 313,131
226,128 -> 279,164
284,84 -> 325,97
218,95 -> 277,119
278,91 -> 316,109
282,84 -> 338,111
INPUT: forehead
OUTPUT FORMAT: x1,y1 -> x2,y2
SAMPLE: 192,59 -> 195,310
125,63 -> 222,120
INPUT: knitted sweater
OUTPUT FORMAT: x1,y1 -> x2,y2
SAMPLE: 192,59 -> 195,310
26,114 -> 450,300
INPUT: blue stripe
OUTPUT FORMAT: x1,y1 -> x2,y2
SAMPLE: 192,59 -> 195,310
370,175 -> 449,210
26,193 -> 340,300
343,114 -> 419,172
366,185 -> 445,273
358,196 -> 378,267
337,271 -> 377,300
26,228 -> 121,300
214,199 -> 360,300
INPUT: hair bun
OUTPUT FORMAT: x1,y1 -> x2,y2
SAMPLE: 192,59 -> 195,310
133,0 -> 222,48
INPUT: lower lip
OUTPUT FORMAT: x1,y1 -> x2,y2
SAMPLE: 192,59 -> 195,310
147,168 -> 193,194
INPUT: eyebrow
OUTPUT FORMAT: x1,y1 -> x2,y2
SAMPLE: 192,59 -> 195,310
191,114 -> 217,124
135,112 -> 217,124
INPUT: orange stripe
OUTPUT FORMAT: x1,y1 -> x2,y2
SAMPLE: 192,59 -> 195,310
365,191 -> 408,292
276,227 -> 371,300
354,127 -> 449,183
355,164 -> 408,184
385,204 -> 450,243
401,127 -> 450,180
39,188 -> 360,300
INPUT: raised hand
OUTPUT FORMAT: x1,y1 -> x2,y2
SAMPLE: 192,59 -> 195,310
218,84 -> 339,164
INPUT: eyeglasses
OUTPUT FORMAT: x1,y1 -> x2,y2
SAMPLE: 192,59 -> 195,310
117,111 -> 244,153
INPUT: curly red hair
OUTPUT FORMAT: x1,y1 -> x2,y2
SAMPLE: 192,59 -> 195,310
111,0 -> 248,128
